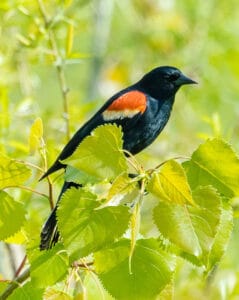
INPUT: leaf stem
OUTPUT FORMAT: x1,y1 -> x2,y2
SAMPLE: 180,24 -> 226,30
39,137 -> 55,209
123,149 -> 143,173
16,159 -> 44,173
3,185 -> 49,199
129,178 -> 146,274
147,156 -> 190,175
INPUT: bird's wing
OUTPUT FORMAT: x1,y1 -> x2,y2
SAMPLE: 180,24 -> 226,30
40,89 -> 147,180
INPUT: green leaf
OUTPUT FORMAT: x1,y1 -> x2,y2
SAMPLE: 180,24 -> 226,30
148,160 -> 194,205
0,191 -> 26,240
158,282 -> 174,300
0,282 -> 9,294
153,186 -> 221,262
208,201 -> 233,270
94,239 -> 175,300
95,172 -> 138,208
4,229 -> 27,244
0,154 -> 31,188
29,117 -> 43,154
63,124 -> 127,181
64,165 -> 99,185
183,138 -> 239,197
8,282 -> 43,300
107,173 -> 137,201
84,272 -> 114,300
29,244 -> 68,288
44,288 -> 72,300
57,188 -> 131,261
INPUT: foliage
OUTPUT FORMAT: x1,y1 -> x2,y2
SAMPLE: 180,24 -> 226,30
1,123 -> 238,299
1,0 -> 239,299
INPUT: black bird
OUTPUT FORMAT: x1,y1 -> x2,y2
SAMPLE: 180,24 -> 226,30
40,66 -> 196,250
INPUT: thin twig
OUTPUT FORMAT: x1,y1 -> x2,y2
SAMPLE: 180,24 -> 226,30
16,159 -> 44,173
122,149 -> 143,173
0,268 -> 30,300
14,255 -> 27,278
3,185 -> 49,199
72,261 -> 94,269
37,0 -> 70,141
39,137 -> 55,209
147,156 -> 190,175
47,177 -> 54,210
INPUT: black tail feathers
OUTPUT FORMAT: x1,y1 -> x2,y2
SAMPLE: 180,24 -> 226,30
40,181 -> 81,250
40,207 -> 59,250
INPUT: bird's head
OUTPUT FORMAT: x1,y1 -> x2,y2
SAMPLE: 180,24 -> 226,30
137,66 -> 197,100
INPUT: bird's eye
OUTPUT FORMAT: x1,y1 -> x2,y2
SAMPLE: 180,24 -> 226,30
166,72 -> 180,82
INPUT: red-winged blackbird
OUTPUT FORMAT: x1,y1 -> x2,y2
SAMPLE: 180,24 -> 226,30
40,66 -> 196,250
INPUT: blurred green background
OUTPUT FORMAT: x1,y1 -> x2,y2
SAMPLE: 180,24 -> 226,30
1,0 -> 239,299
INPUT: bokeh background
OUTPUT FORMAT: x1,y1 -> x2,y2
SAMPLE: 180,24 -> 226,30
1,0 -> 239,299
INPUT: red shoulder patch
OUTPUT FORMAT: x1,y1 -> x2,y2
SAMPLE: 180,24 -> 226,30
108,90 -> 147,112
103,90 -> 147,121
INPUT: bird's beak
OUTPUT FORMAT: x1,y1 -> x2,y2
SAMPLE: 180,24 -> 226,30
176,74 -> 197,86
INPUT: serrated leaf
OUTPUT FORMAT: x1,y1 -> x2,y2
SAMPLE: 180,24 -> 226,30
148,160 -> 194,205
30,244 -> 68,288
183,138 -> 239,197
44,288 -> 72,300
0,191 -> 26,240
94,239 -> 175,300
63,124 -> 127,181
65,165 -> 99,185
153,186 -> 221,262
4,229 -> 27,244
107,173 -> 137,200
57,188 -> 131,261
158,282 -> 173,300
84,272 -> 114,300
208,201 -> 233,270
8,282 -> 43,300
97,173 -> 138,208
29,117 -> 43,154
0,154 -> 31,188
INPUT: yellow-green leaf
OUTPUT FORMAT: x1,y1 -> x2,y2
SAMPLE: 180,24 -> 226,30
57,188 -> 131,261
63,124 -> 127,181
208,201 -> 233,271
0,191 -> 26,240
153,186 -> 221,263
4,229 -> 27,244
0,154 -> 31,188
106,173 -> 137,204
8,282 -> 43,300
148,160 -> 194,205
184,138 -> 239,197
44,288 -> 72,300
29,117 -> 43,154
94,239 -> 175,300
30,244 -> 68,288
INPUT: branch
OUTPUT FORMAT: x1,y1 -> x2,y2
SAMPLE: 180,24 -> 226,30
47,177 -> 54,210
14,255 -> 27,278
0,268 -> 30,300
